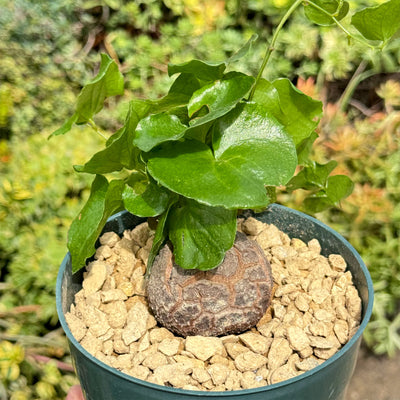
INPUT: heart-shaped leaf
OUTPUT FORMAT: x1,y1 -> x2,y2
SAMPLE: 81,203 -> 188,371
252,79 -> 322,146
168,199 -> 237,270
351,0 -> 400,42
147,99 -> 298,210
212,101 -> 297,186
188,72 -> 255,128
304,0 -> 349,26
122,174 -> 171,217
147,139 -> 269,209
134,113 -> 188,152
68,176 -> 125,273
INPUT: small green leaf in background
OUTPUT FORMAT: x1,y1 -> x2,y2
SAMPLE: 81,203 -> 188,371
351,0 -> 400,43
49,53 -> 123,137
252,79 -> 322,146
133,113 -> 188,152
304,174 -> 354,213
122,174 -> 171,217
75,53 -> 124,124
68,175 -> 124,273
168,60 -> 226,81
326,174 -> 354,203
227,34 -> 258,64
188,72 -> 255,127
168,199 -> 237,270
304,0 -> 349,26
287,160 -> 338,191
147,139 -> 270,209
74,101 -> 143,174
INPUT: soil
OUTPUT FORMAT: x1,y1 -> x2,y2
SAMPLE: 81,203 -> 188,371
346,345 -> 400,400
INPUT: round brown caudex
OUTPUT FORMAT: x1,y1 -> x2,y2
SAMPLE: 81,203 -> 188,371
146,232 -> 273,337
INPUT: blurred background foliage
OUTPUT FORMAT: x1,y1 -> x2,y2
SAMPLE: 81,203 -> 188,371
0,0 -> 399,397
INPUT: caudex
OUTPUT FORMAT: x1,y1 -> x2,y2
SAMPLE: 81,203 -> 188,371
52,0 -> 399,336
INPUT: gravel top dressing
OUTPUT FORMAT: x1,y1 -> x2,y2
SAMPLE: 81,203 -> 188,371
66,217 -> 361,391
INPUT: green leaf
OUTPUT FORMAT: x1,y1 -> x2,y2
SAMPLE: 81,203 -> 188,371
304,0 -> 349,26
168,199 -> 237,270
326,174 -> 354,203
48,113 -> 78,138
296,131 -> 319,166
227,34 -> 258,64
351,0 -> 400,42
133,113 -> 188,152
304,195 -> 334,214
212,101 -> 298,186
68,176 -> 124,273
252,79 -> 322,146
74,101 -> 142,174
75,53 -> 124,124
188,72 -> 255,128
147,200 -> 177,271
147,139 -> 269,209
122,174 -> 171,217
287,161 -> 338,191
168,60 -> 226,81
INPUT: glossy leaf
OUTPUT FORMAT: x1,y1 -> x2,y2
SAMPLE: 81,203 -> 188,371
252,79 -> 322,146
68,176 -> 124,273
168,199 -> 237,270
74,102 -> 142,174
147,139 -> 269,209
134,113 -> 188,152
212,101 -> 297,186
351,0 -> 400,42
168,60 -> 226,81
188,72 -> 255,127
122,174 -> 171,217
304,0 -> 349,26
75,54 -> 124,124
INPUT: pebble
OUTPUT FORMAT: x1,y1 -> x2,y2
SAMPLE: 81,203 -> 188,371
67,219 -> 362,391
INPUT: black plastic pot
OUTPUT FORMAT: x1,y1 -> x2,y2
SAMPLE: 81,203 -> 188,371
56,204 -> 374,400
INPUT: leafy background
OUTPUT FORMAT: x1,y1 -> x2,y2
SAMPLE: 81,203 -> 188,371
0,0 -> 399,398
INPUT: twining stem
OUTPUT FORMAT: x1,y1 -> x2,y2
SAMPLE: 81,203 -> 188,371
249,0 -> 304,100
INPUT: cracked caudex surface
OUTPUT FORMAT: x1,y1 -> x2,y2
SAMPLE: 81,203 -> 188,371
147,232 -> 273,337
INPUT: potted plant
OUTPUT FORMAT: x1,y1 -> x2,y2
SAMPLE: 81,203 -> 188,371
54,0 -> 398,398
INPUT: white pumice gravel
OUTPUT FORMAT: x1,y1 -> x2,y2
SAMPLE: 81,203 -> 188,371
66,217 -> 362,391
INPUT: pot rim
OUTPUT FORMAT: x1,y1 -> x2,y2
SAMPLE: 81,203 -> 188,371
56,204 -> 374,396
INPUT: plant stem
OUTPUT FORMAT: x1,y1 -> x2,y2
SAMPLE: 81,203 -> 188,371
337,60 -> 377,111
87,119 -> 108,140
306,0 -> 377,49
249,0 -> 304,100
